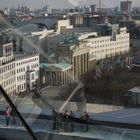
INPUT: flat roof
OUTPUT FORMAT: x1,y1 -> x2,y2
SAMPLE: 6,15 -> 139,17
128,87 -> 140,93
40,63 -> 72,70
93,108 -> 140,126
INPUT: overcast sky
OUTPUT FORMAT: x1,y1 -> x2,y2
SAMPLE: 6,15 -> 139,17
0,0 -> 139,9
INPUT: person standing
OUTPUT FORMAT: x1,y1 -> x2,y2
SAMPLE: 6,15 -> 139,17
56,112 -> 61,133
52,109 -> 57,130
84,111 -> 90,132
63,110 -> 69,132
80,113 -> 85,132
59,112 -> 63,131
70,110 -> 75,132
5,106 -> 11,126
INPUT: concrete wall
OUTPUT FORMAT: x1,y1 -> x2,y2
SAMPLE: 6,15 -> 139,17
46,100 -> 124,113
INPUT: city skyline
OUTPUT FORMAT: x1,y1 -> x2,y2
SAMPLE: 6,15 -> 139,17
0,0 -> 140,9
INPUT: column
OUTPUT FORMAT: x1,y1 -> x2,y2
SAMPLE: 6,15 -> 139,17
87,53 -> 89,72
63,71 -> 65,85
43,70 -> 45,84
56,72 -> 58,85
54,72 -> 57,85
65,71 -> 67,84
82,54 -> 85,75
63,71 -> 66,85
77,55 -> 79,78
67,70 -> 69,82
78,55 -> 81,77
58,72 -> 60,86
79,54 -> 82,76
76,56 -> 78,80
74,57 -> 76,80
63,72 -> 65,85
68,69 -> 71,82
67,69 -> 69,83
60,72 -> 62,85
81,54 -> 83,75
83,54 -> 86,74
45,71 -> 47,84
50,72 -> 53,85
65,70 -> 67,84
51,72 -> 54,85
85,53 -> 88,73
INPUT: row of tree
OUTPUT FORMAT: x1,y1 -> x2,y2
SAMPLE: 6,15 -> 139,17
83,68 -> 140,105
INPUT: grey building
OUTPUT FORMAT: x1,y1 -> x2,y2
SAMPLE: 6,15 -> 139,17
120,1 -> 132,14
90,5 -> 96,13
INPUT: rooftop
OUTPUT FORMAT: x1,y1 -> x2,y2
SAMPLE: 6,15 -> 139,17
15,53 -> 39,60
40,62 -> 72,71
93,108 -> 140,127
128,87 -> 140,93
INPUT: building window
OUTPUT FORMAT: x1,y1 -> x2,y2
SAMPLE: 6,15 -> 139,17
31,73 -> 34,80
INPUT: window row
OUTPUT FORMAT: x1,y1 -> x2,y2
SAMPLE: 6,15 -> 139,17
0,63 -> 15,74
16,58 -> 39,66
17,75 -> 26,82
17,83 -> 26,92
2,78 -> 16,87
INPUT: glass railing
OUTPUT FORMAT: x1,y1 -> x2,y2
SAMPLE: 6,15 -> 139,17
1,115 -> 140,140
0,86 -> 140,140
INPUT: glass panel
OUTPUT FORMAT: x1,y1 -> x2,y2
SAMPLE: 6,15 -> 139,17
1,87 -> 140,140
0,1 -> 140,140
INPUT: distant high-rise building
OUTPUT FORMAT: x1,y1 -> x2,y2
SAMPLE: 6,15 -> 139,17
43,5 -> 52,14
90,5 -> 96,13
120,1 -> 132,14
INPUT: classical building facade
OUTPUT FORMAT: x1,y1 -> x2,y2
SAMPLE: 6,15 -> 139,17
40,24 -> 130,86
40,63 -> 72,86
56,42 -> 90,81
41,42 -> 90,85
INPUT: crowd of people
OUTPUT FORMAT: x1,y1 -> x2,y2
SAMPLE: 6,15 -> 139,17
52,109 -> 90,133
4,106 -> 90,133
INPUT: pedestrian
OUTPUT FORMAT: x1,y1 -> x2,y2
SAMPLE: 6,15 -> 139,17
52,109 -> 57,130
56,112 -> 61,133
80,113 -> 85,132
5,106 -> 11,126
84,111 -> 90,132
11,109 -> 16,125
63,109 -> 69,132
70,110 -> 75,132
59,112 -> 63,131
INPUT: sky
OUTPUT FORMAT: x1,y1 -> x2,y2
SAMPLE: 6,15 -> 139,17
0,0 -> 140,9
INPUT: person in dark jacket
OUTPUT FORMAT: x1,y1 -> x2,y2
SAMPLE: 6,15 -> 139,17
52,109 -> 57,130
63,109 -> 69,132
5,106 -> 11,126
84,111 -> 90,132
80,113 -> 85,132
70,110 -> 75,132
11,109 -> 16,125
